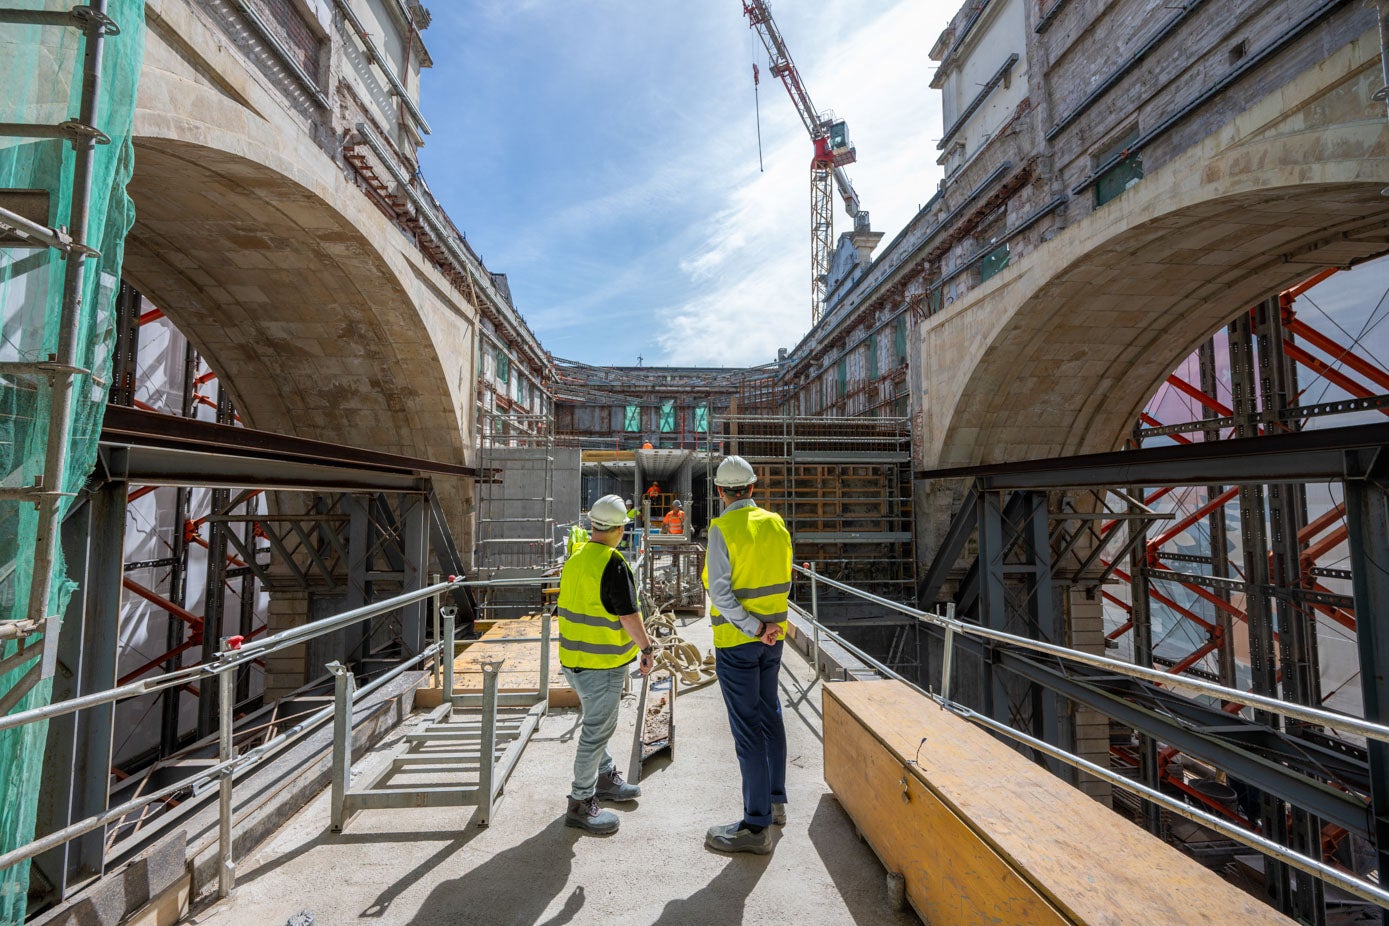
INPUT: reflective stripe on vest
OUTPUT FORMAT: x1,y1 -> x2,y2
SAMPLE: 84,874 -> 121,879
702,505 -> 793,648
557,542 -> 638,669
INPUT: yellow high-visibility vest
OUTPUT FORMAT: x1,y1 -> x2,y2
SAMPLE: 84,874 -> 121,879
566,524 -> 589,556
557,541 -> 638,669
702,505 -> 792,648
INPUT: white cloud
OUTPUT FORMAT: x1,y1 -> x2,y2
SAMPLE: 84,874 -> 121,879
425,0 -> 955,367
651,0 -> 952,365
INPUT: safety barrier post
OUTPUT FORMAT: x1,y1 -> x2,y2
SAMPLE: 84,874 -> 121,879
216,662 -> 235,897
538,610 -> 552,713
808,562 -> 821,681
328,662 -> 355,833
477,659 -> 503,825
441,606 -> 457,708
431,574 -> 442,687
941,602 -> 956,703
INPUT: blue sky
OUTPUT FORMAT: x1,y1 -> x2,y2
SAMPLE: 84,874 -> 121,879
418,1 -> 955,366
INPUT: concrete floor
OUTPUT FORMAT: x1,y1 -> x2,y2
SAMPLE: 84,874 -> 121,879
193,618 -> 919,926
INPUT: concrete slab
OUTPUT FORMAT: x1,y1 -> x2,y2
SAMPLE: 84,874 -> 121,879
192,618 -> 918,926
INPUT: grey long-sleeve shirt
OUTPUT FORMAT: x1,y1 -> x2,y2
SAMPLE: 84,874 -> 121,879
705,498 -> 767,638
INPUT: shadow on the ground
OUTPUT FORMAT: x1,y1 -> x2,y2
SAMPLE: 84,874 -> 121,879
402,817 -> 585,926
807,793 -> 921,926
779,674 -> 824,742
648,851 -> 770,926
237,821 -> 483,891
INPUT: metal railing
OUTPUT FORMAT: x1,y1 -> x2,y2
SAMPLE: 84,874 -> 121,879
0,574 -> 557,901
329,603 -> 552,832
793,563 -> 1389,909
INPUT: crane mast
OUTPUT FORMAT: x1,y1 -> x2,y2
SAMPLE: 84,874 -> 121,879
742,0 -> 869,324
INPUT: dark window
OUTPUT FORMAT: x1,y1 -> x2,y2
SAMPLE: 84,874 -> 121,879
1094,128 -> 1143,207
979,243 -> 1011,282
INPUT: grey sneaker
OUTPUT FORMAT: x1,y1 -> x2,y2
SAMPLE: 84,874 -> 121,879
772,803 -> 787,826
565,795 -> 619,835
595,768 -> 641,802
705,821 -> 772,855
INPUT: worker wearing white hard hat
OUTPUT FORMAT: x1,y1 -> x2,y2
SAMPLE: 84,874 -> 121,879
702,455 -> 792,854
556,494 -> 654,835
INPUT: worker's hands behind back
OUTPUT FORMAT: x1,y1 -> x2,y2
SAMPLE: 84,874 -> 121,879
759,623 -> 781,646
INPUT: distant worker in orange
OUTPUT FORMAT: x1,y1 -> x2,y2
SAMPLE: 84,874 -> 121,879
645,481 -> 660,498
642,441 -> 654,450
662,499 -> 686,535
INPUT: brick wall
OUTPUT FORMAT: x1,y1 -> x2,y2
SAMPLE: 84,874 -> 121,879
245,0 -> 324,83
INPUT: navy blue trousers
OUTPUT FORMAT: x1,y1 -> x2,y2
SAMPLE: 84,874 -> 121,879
715,639 -> 787,827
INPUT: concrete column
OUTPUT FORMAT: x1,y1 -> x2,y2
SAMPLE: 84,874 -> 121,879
262,590 -> 311,701
1067,589 -> 1113,807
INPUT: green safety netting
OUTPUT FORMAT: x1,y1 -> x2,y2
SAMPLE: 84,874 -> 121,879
0,1 -> 143,919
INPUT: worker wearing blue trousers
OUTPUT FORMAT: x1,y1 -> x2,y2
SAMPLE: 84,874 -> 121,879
701,455 -> 793,854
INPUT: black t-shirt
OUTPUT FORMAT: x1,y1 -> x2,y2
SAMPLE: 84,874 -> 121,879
599,552 -> 639,617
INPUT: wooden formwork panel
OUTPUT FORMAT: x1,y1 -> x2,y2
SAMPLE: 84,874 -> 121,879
823,681 -> 1294,926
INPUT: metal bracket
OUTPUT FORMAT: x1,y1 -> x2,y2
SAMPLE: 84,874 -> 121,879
39,616 -> 61,680
69,4 -> 120,35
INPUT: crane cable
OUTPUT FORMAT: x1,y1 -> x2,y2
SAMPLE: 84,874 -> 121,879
750,28 -> 764,172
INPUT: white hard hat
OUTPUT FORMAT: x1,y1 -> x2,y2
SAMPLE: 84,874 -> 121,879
589,494 -> 631,530
715,455 -> 757,488
672,499 -> 683,508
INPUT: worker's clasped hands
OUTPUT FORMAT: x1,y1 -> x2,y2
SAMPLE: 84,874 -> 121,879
758,623 -> 781,646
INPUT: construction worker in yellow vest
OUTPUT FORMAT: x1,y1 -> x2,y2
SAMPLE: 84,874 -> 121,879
700,455 -> 792,855
566,522 -> 589,557
557,494 -> 654,835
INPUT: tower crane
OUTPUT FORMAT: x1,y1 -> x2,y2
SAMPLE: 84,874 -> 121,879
743,0 -> 872,324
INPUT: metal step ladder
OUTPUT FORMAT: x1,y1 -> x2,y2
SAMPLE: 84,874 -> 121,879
329,607 -> 551,830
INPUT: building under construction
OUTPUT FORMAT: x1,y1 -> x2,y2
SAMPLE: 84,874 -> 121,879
2,1 -> 1389,924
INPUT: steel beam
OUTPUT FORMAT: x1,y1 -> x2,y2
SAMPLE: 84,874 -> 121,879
1345,462 -> 1389,905
33,476 -> 125,903
916,422 -> 1389,488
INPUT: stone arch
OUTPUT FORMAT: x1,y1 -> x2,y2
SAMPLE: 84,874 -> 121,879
121,137 -> 466,472
121,137 -> 465,466
927,77 -> 1389,470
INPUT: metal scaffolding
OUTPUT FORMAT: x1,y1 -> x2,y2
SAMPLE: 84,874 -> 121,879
474,411 -> 557,619
718,414 -> 916,686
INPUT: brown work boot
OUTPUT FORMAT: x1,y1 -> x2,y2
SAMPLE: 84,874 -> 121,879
565,795 -> 619,835
595,767 -> 641,802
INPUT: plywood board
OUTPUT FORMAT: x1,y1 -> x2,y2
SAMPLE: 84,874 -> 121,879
824,681 -> 1294,926
417,614 -> 577,708
824,691 -> 1069,926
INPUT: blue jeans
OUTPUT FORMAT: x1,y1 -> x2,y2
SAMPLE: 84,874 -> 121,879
561,664 -> 627,800
715,640 -> 787,827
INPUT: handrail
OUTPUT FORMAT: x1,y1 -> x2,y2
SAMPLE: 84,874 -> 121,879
0,572 -> 557,894
790,563 -> 1389,747
792,566 -> 1389,910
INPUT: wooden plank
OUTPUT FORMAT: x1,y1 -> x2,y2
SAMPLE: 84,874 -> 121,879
417,614 -> 578,708
123,876 -> 190,926
824,681 -> 1295,926
824,691 -> 1070,926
